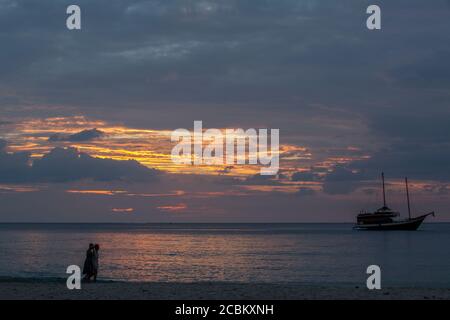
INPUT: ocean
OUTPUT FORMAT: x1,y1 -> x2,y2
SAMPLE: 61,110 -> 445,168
0,223 -> 449,287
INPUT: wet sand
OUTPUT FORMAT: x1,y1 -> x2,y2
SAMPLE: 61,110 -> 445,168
1,280 -> 449,300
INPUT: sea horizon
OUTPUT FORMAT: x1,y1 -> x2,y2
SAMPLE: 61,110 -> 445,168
0,221 -> 448,225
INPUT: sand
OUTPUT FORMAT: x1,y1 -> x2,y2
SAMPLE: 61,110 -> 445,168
1,280 -> 449,300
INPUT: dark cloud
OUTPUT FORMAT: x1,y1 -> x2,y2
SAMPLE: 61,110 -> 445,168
242,173 -> 287,185
1,0 -> 449,115
0,140 -> 31,183
369,112 -> 450,144
389,51 -> 450,89
291,171 -> 320,182
351,142 -> 450,181
321,138 -> 450,194
48,128 -> 104,142
322,165 -> 365,195
296,188 -> 316,197
0,144 -> 158,183
0,121 -> 13,126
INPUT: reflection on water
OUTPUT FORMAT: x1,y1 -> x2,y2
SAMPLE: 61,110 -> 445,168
0,223 -> 449,287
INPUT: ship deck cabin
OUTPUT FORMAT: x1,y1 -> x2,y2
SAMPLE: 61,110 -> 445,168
357,206 -> 400,225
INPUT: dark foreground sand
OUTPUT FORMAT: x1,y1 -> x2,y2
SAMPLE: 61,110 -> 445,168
1,280 -> 450,300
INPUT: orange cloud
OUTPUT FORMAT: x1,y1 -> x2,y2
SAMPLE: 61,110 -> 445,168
112,208 -> 134,213
157,203 -> 187,213
66,189 -> 127,195
2,116 -> 314,179
1,115 -> 373,195
0,185 -> 41,193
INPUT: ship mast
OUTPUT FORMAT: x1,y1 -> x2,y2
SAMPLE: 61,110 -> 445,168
405,177 -> 411,220
382,172 -> 386,207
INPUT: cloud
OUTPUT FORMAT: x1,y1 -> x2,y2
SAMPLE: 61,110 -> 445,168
351,142 -> 450,181
0,140 -> 31,183
157,203 -> 187,213
388,51 -> 450,89
321,137 -> 450,194
241,173 -> 288,185
291,171 -> 320,182
0,144 -> 158,183
112,208 -> 134,213
322,165 -> 364,195
0,139 -> 7,150
48,128 -> 105,142
1,0 -> 448,116
296,188 -> 316,197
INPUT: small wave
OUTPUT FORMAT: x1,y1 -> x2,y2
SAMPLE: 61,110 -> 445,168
0,275 -> 117,284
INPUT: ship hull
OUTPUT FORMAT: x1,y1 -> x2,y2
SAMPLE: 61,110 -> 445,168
354,212 -> 434,231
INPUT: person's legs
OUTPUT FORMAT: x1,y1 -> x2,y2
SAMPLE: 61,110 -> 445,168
83,273 -> 90,282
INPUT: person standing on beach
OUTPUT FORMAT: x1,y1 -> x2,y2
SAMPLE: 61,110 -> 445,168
92,244 -> 100,282
82,243 -> 94,281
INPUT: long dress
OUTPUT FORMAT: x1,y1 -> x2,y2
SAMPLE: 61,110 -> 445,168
82,249 -> 94,275
92,250 -> 99,274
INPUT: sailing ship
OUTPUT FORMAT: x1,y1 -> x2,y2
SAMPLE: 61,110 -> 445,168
354,173 -> 434,230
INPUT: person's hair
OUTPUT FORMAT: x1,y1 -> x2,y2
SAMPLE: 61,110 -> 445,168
89,243 -> 94,248
94,244 -> 100,250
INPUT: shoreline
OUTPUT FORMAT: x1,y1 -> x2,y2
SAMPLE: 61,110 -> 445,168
1,279 -> 449,300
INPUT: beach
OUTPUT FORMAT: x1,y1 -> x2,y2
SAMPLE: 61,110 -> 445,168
1,280 -> 449,300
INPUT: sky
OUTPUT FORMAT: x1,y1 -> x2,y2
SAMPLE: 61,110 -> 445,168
0,0 -> 449,222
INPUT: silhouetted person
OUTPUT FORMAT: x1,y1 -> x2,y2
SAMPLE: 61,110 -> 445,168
92,244 -> 100,282
82,243 -> 94,281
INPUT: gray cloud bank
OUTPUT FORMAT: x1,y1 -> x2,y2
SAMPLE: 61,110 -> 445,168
48,128 -> 105,142
0,140 -> 158,183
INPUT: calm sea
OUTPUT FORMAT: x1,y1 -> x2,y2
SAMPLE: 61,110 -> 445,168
0,223 -> 449,287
